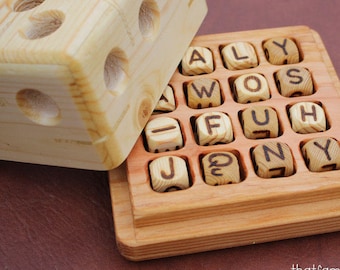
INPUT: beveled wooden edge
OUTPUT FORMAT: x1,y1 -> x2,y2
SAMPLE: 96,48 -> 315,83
108,26 -> 340,261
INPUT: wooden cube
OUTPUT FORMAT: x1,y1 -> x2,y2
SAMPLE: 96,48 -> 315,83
221,42 -> 258,70
187,78 -> 222,109
241,106 -> 279,139
153,85 -> 176,113
233,73 -> 270,103
144,116 -> 183,153
149,155 -> 190,192
0,0 -> 207,170
252,141 -> 295,178
202,151 -> 241,185
301,137 -> 340,172
275,67 -> 314,97
196,112 -> 233,146
181,46 -> 214,75
263,37 -> 300,65
289,102 -> 327,134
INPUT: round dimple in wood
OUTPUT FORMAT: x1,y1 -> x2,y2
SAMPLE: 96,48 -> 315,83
104,48 -> 129,94
21,10 -> 65,39
10,0 -> 45,12
16,88 -> 61,126
139,0 -> 160,39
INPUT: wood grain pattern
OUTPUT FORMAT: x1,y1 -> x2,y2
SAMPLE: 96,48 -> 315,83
241,105 -> 279,139
221,41 -> 258,70
0,0 -> 207,170
196,111 -> 233,146
263,37 -> 300,65
187,78 -> 222,109
301,137 -> 340,172
149,155 -> 190,192
252,141 -> 295,178
153,85 -> 176,113
202,151 -> 241,185
289,101 -> 326,133
144,116 -> 183,153
275,66 -> 314,97
233,73 -> 270,103
181,46 -> 214,75
109,26 -> 340,261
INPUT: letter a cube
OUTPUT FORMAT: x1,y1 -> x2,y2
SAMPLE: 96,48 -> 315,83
0,0 -> 207,170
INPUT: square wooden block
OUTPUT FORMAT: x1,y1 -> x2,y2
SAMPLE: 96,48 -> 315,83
221,42 -> 258,70
195,112 -> 233,146
289,102 -> 327,134
0,0 -> 207,170
153,85 -> 176,113
241,106 -> 280,139
301,137 -> 340,172
149,156 -> 190,192
144,116 -> 183,153
187,78 -> 222,109
263,37 -> 300,65
233,73 -> 270,103
252,141 -> 295,178
181,46 -> 214,75
275,67 -> 314,97
202,151 -> 241,185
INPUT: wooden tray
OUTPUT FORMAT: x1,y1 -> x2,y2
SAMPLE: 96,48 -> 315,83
109,26 -> 340,261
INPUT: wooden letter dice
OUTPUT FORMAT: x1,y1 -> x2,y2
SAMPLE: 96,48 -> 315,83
301,137 -> 340,172
263,37 -> 300,65
0,0 -> 207,170
233,73 -> 270,103
289,102 -> 327,134
196,112 -> 233,146
241,106 -> 279,139
149,156 -> 190,192
202,152 -> 241,185
153,85 -> 176,113
221,42 -> 258,70
275,67 -> 314,97
187,78 -> 222,109
181,46 -> 214,75
145,116 -> 183,153
252,141 -> 295,178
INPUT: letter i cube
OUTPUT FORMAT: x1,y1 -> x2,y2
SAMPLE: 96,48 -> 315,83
0,0 -> 207,170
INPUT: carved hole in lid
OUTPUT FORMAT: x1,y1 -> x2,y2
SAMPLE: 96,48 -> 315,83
104,48 -> 128,95
9,0 -> 45,12
16,89 -> 61,126
22,10 -> 64,39
139,0 -> 160,39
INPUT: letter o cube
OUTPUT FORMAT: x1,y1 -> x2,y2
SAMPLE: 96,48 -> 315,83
233,73 -> 270,103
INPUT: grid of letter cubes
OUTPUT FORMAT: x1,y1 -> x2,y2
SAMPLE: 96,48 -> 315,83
129,27 -> 340,193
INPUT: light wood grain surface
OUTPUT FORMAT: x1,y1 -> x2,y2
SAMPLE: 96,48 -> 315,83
109,26 -> 340,261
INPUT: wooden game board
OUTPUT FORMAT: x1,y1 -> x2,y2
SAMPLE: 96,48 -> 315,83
109,26 -> 340,261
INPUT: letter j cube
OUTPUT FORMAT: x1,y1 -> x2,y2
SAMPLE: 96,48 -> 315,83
149,156 -> 190,192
